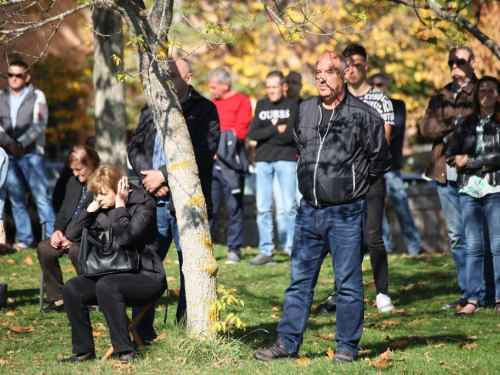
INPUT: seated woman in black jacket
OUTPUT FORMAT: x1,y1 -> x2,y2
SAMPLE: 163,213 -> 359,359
59,164 -> 167,363
446,76 -> 500,315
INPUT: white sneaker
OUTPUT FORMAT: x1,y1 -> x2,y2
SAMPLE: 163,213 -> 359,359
12,242 -> 29,250
376,293 -> 394,312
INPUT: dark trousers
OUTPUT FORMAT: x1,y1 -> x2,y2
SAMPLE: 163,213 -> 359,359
37,239 -> 82,302
63,274 -> 165,354
366,178 -> 389,295
210,168 -> 245,257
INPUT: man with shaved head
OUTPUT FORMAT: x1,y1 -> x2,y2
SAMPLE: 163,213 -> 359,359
254,52 -> 392,363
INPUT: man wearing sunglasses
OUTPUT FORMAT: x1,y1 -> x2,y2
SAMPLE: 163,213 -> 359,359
420,46 -> 489,311
0,61 -> 56,249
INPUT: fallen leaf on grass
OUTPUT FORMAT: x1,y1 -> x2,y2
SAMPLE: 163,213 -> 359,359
292,357 -> 310,366
7,298 -> 14,304
389,340 -> 408,350
166,276 -> 176,282
156,330 -> 166,340
181,357 -> 187,366
5,311 -> 17,316
164,258 -> 174,263
325,347 -> 334,359
269,314 -> 281,320
6,326 -> 35,333
93,323 -> 107,331
62,269 -> 75,274
412,318 -> 426,323
434,300 -> 447,304
0,359 -> 7,365
6,259 -> 15,264
23,256 -> 34,265
271,306 -> 280,312
316,333 -> 334,341
465,343 -> 477,350
92,331 -> 101,338
382,320 -> 400,326
380,348 -> 392,360
361,266 -> 368,272
433,344 -> 445,348
369,358 -> 393,369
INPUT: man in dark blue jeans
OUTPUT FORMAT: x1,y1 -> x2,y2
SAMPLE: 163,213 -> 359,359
254,51 -> 391,363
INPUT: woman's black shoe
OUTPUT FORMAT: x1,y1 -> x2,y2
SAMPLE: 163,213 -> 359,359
58,351 -> 96,364
41,302 -> 65,314
119,351 -> 136,363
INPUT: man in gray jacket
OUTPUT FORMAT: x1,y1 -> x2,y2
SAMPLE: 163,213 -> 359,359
254,51 -> 391,363
0,61 -> 55,249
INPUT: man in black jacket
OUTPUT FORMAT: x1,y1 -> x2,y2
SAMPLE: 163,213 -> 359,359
254,51 -> 391,363
127,58 -> 220,343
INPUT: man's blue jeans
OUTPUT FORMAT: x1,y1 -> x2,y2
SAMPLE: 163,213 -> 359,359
459,193 -> 500,302
133,204 -> 185,343
436,181 -> 468,296
6,154 -> 55,244
278,199 -> 366,357
382,170 -> 422,254
256,161 -> 296,256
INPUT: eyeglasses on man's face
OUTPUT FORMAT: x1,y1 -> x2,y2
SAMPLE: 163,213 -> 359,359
7,73 -> 26,79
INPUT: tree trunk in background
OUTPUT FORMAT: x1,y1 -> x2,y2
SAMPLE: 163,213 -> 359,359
93,7 -> 127,173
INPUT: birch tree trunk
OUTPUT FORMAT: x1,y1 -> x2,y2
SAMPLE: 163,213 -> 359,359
93,6 -> 127,172
106,0 -> 218,337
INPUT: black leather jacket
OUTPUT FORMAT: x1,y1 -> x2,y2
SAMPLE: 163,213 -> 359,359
295,92 -> 392,207
446,114 -> 500,188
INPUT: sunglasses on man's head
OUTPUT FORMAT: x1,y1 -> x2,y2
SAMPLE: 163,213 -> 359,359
7,73 -> 25,79
447,58 -> 467,68
373,82 -> 386,88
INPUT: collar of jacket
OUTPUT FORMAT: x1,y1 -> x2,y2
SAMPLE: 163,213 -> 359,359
127,184 -> 147,205
446,74 -> 478,96
314,86 -> 350,110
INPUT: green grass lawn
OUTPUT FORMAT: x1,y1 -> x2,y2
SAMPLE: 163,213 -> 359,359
0,245 -> 498,374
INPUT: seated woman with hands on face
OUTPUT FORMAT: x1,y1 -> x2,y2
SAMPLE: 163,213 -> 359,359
59,164 -> 167,364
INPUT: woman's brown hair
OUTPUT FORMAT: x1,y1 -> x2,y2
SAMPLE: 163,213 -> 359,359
67,145 -> 100,171
465,76 -> 500,125
87,163 -> 124,194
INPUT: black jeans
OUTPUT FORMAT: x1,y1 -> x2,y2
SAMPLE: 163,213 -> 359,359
63,274 -> 165,354
366,178 -> 389,295
210,167 -> 245,257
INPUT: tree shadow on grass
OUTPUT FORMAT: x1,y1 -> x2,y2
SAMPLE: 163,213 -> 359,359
235,320 -> 471,360
5,288 -> 40,308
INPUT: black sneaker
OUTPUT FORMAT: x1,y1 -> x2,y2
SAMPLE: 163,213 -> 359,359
254,339 -> 298,361
316,293 -> 337,314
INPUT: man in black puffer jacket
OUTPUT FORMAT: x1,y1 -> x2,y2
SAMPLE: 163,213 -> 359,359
254,51 -> 391,364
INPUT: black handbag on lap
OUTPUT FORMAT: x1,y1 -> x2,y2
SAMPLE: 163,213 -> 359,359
79,227 -> 140,277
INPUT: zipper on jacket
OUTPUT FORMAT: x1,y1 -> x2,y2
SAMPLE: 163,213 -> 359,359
352,163 -> 356,192
313,106 -> 336,206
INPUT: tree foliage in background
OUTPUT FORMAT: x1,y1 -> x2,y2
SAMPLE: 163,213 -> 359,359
167,0 -> 499,129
